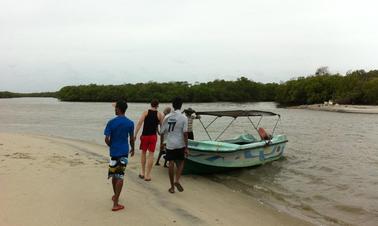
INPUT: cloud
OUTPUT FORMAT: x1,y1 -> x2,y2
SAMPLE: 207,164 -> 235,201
0,0 -> 377,92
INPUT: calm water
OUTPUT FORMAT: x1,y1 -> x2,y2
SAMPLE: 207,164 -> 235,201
1,98 -> 377,226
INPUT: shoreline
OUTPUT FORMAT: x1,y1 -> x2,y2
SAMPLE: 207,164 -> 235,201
290,104 -> 378,114
0,132 -> 313,226
2,96 -> 378,113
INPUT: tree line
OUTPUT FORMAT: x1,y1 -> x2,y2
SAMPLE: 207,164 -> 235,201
56,77 -> 279,103
0,91 -> 57,98
275,70 -> 378,105
1,70 -> 377,105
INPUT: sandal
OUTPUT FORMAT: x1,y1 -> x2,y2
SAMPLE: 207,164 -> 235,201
168,188 -> 175,193
112,204 -> 124,211
174,182 -> 184,192
138,174 -> 144,179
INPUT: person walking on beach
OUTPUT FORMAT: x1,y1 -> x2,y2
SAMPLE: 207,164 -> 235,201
160,97 -> 188,193
134,99 -> 164,181
104,100 -> 135,211
156,106 -> 171,167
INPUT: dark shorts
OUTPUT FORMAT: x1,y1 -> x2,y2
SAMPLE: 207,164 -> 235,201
165,148 -> 186,161
108,156 -> 128,180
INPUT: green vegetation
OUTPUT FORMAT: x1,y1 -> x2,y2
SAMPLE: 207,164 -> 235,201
0,91 -> 57,98
57,70 -> 377,105
0,91 -> 22,98
276,70 -> 378,105
56,78 -> 279,103
2,69 -> 377,105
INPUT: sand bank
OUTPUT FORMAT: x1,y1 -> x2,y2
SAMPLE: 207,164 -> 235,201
292,104 -> 378,114
0,133 -> 312,226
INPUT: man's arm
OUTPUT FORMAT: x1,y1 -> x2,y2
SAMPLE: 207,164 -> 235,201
183,132 -> 189,157
104,121 -> 111,147
129,131 -> 135,157
160,115 -> 168,135
134,111 -> 147,139
105,136 -> 111,147
183,116 -> 189,157
159,115 -> 168,150
160,134 -> 165,151
157,112 -> 164,135
158,112 -> 164,124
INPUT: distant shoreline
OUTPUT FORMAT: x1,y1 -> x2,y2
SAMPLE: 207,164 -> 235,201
2,97 -> 378,114
290,104 -> 378,114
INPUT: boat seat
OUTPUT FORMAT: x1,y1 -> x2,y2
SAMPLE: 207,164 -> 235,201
221,134 -> 257,145
233,141 -> 253,145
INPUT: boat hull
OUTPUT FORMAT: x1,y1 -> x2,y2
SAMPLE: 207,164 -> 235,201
183,135 -> 287,174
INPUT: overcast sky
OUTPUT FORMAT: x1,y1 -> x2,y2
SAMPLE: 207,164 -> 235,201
1,0 -> 377,92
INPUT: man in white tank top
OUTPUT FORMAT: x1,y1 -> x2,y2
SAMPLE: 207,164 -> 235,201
160,97 -> 188,193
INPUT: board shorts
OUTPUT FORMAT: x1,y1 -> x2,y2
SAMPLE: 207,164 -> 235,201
165,148 -> 186,161
108,156 -> 128,180
140,135 -> 157,152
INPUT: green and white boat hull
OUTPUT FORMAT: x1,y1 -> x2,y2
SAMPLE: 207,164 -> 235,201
183,134 -> 288,174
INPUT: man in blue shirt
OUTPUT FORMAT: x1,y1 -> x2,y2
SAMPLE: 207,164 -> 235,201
104,100 -> 135,211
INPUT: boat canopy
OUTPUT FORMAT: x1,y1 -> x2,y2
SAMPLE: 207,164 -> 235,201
195,110 -> 279,118
190,109 -> 280,141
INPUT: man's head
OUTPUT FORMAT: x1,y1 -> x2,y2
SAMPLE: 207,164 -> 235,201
115,100 -> 128,115
151,99 -> 159,108
172,96 -> 183,110
184,107 -> 195,116
163,107 -> 171,115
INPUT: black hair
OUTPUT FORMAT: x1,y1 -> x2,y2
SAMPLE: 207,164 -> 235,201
116,100 -> 128,113
172,96 -> 183,110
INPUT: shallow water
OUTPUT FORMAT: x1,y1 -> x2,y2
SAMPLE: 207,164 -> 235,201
1,98 -> 377,225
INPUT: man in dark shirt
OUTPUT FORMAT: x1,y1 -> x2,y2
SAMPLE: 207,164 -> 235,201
134,99 -> 164,181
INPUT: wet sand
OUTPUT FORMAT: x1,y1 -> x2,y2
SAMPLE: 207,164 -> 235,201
0,133 -> 312,226
291,104 -> 378,114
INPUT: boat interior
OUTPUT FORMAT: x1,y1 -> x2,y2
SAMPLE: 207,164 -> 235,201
221,134 -> 258,145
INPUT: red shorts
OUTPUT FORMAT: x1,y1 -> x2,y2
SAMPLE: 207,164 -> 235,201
139,135 -> 157,152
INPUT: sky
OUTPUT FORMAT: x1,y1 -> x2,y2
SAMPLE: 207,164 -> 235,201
1,0 -> 377,92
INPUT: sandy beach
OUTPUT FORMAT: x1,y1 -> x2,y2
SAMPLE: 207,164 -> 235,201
0,132 -> 312,226
292,104 -> 378,114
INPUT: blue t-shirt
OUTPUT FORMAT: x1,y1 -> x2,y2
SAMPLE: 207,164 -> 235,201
104,115 -> 134,157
